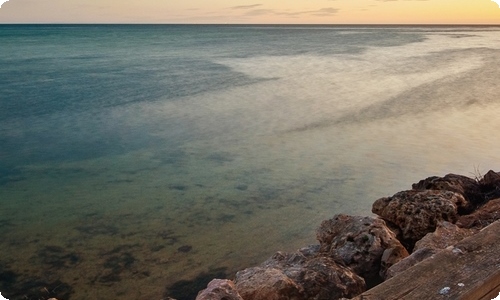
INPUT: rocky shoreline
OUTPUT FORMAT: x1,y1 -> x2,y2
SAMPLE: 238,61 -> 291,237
187,171 -> 500,300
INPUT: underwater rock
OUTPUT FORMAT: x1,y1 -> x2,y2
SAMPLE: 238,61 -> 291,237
414,221 -> 476,252
195,279 -> 243,300
412,173 -> 481,209
456,198 -> 500,229
177,245 -> 193,253
372,190 -> 467,244
316,214 -> 408,283
235,248 -> 365,300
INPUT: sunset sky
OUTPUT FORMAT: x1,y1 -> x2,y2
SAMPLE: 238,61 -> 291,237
0,0 -> 499,24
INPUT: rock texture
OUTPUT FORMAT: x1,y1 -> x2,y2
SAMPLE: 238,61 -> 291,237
412,173 -> 482,210
234,247 -> 365,300
316,214 -> 408,283
413,221 -> 475,252
196,279 -> 243,300
479,170 -> 500,200
456,198 -> 500,229
372,190 -> 468,244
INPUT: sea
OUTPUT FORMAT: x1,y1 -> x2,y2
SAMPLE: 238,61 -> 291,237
1,24 -> 500,300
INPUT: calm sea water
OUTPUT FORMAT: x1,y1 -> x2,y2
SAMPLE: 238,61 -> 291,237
1,25 -> 500,300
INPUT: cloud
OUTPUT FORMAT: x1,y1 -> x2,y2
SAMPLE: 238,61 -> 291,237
242,7 -> 339,17
230,4 -> 263,10
492,0 -> 500,8
311,7 -> 339,16
0,0 -> 10,8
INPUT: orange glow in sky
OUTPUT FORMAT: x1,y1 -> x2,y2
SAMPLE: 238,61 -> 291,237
0,0 -> 499,24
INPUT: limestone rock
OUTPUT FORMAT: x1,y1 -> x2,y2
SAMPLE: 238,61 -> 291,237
479,170 -> 500,200
235,267 -> 301,300
317,214 -> 408,283
457,198 -> 500,229
414,221 -> 476,251
196,279 -> 243,300
411,174 -> 478,211
372,190 -> 467,243
235,248 -> 365,300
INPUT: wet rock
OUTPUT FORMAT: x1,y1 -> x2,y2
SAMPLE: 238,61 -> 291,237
317,214 -> 408,283
235,249 -> 365,300
196,279 -> 243,300
456,198 -> 500,229
414,221 -> 476,251
412,174 -> 481,209
385,248 -> 438,279
372,190 -> 467,244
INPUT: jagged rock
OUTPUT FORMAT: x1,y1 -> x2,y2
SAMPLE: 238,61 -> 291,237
372,190 -> 467,243
385,248 -> 438,279
411,173 -> 479,211
479,170 -> 500,200
235,267 -> 301,300
414,221 -> 476,251
456,198 -> 500,229
316,214 -> 408,283
196,279 -> 243,300
234,248 -> 365,300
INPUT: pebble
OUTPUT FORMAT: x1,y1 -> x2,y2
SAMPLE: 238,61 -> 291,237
439,287 -> 451,295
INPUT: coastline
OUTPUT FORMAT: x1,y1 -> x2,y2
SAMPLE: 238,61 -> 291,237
189,170 -> 500,300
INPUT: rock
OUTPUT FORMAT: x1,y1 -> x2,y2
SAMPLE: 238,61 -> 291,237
456,198 -> 500,229
479,170 -> 500,200
316,214 -> 408,284
196,279 -> 243,300
372,190 -> 467,244
411,173 -> 479,211
414,221 -> 476,252
385,248 -> 439,279
234,248 -> 365,300
234,267 -> 302,300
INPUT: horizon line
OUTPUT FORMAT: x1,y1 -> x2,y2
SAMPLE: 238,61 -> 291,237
1,23 -> 500,26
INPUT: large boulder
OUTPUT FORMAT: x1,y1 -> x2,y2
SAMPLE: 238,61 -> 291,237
372,190 -> 467,244
234,247 -> 365,300
456,198 -> 500,229
316,215 -> 408,284
196,279 -> 244,300
411,174 -> 478,211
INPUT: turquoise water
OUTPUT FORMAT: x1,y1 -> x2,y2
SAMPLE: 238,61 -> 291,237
1,25 -> 500,299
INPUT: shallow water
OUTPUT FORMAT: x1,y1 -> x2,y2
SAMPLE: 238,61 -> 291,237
1,25 -> 500,299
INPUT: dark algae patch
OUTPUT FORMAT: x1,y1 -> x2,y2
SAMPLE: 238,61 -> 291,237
0,264 -> 73,300
35,245 -> 82,269
165,267 -> 228,300
177,245 -> 193,253
93,244 -> 140,285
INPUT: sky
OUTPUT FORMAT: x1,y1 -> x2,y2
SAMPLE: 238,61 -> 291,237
0,0 -> 499,24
